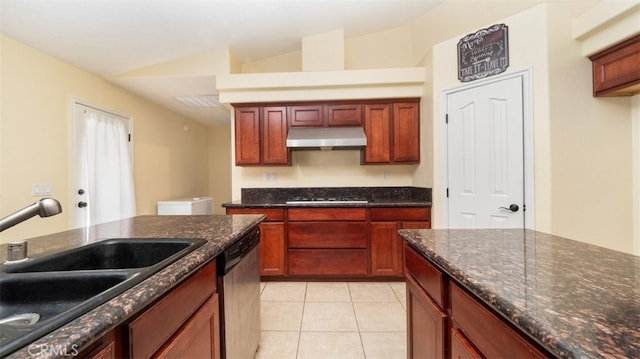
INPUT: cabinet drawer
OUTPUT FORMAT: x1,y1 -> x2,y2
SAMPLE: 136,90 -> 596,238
288,208 -> 366,221
226,208 -> 285,221
288,249 -> 367,275
404,244 -> 445,307
288,222 -> 366,248
327,104 -> 362,126
128,261 -> 217,358
370,207 -> 430,221
154,294 -> 219,359
289,105 -> 324,127
450,283 -> 547,358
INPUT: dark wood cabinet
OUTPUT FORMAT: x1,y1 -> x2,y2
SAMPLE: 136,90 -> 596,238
262,106 -> 289,165
450,283 -> 547,359
370,222 -> 402,276
226,208 -> 286,277
234,99 -> 419,166
363,100 -> 420,164
450,328 -> 482,359
406,274 -> 448,359
363,103 -> 392,163
234,106 -> 290,166
287,208 -> 367,276
405,244 -> 551,359
234,107 -> 261,165
370,207 -> 430,277
126,260 -> 219,359
289,105 -> 324,127
82,329 -> 120,359
589,34 -> 640,97
327,103 -> 362,126
392,102 -> 420,162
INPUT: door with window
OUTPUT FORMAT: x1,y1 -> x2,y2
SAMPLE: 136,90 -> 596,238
72,101 -> 136,228
446,76 -> 525,228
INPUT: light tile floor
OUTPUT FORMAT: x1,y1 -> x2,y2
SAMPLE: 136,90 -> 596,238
256,281 -> 407,359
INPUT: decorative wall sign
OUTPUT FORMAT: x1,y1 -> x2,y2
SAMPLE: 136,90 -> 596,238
458,24 -> 509,82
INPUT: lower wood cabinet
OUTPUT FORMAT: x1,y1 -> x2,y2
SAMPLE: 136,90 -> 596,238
225,208 -> 286,277
370,207 -> 431,277
288,208 -> 367,276
405,244 -> 551,359
82,329 -> 120,359
127,260 -> 219,359
226,206 -> 431,279
406,274 -> 447,359
153,294 -> 220,359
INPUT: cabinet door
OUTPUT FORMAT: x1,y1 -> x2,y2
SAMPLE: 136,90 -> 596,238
262,106 -> 290,165
155,294 -> 220,359
451,328 -> 482,359
406,274 -> 447,359
370,222 -> 402,276
290,105 -> 324,127
234,107 -> 261,165
392,102 -> 420,162
363,103 -> 391,163
260,222 -> 285,276
327,104 -> 362,126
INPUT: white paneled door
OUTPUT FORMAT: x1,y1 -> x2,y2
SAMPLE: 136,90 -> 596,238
446,76 -> 524,228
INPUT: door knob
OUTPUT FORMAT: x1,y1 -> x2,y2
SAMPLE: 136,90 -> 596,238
77,201 -> 88,208
499,204 -> 519,212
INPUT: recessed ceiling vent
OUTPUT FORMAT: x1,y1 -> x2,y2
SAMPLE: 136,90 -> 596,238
174,95 -> 220,108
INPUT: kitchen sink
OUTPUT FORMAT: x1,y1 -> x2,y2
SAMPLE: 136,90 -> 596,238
2,238 -> 206,273
0,237 -> 207,356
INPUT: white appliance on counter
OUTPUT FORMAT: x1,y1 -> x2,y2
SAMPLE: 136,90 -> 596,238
156,197 -> 213,215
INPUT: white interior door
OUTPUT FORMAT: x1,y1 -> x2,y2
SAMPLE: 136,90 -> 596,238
446,76 -> 524,228
72,100 -> 135,228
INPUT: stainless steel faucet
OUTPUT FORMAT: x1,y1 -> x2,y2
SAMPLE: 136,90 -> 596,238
0,198 -> 62,232
1,198 -> 62,262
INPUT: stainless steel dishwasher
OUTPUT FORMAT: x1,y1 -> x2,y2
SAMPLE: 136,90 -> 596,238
217,228 -> 261,359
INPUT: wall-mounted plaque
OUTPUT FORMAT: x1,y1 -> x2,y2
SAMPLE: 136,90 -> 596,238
458,24 -> 509,82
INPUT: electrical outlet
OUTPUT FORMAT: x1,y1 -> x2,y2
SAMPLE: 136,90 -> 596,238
263,173 -> 277,182
32,183 -> 52,196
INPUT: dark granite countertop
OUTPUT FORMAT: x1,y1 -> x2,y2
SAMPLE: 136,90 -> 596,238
222,186 -> 432,208
2,214 -> 264,359
398,228 -> 640,359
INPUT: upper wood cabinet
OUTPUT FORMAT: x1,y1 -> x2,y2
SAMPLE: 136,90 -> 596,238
392,102 -> 420,162
589,35 -> 640,97
289,105 -> 324,127
234,99 -> 419,166
234,107 -> 261,165
289,103 -> 362,127
234,106 -> 290,166
362,100 -> 420,164
262,107 -> 290,165
327,103 -> 362,126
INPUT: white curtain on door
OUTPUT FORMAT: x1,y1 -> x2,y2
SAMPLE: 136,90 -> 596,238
81,110 -> 136,225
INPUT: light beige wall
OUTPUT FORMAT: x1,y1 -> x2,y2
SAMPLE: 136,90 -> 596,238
209,125 -> 232,214
430,3 -> 635,253
546,4 -> 633,253
0,35 -> 210,243
345,26 -> 415,69
242,51 -> 302,73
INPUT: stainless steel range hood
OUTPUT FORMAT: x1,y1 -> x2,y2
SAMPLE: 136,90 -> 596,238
286,127 -> 367,150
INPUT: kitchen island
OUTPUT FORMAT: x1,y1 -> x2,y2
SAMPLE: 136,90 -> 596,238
1,214 -> 264,359
398,228 -> 640,359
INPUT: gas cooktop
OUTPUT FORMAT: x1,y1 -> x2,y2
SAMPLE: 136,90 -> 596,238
285,196 -> 368,204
